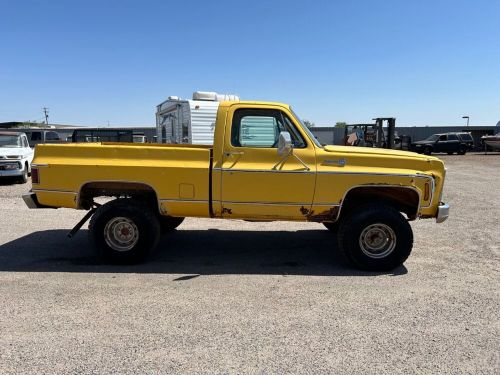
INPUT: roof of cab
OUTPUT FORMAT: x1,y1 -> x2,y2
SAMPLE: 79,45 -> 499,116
218,100 -> 290,108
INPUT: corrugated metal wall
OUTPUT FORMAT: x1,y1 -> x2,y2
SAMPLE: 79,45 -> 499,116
188,101 -> 219,145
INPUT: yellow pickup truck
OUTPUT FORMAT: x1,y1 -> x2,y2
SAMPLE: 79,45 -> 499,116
23,100 -> 449,271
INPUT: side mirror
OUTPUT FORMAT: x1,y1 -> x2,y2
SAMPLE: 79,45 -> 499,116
277,131 -> 293,156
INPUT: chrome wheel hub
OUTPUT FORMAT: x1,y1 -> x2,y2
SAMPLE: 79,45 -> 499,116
104,217 -> 139,252
359,223 -> 396,259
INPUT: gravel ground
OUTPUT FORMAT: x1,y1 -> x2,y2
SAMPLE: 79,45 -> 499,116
0,153 -> 499,374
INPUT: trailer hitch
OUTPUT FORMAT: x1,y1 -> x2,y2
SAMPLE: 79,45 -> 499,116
67,203 -> 101,238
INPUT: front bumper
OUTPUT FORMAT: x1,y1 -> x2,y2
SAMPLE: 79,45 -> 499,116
436,202 -> 450,223
0,169 -> 23,177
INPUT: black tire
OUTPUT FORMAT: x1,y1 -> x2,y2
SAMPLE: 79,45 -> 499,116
447,151 -> 454,155
88,199 -> 160,264
457,146 -> 466,155
159,216 -> 184,233
323,221 -> 340,233
423,147 -> 432,155
18,163 -> 28,184
337,203 -> 413,271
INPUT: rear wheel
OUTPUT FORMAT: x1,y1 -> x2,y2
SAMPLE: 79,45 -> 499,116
457,146 -> 467,155
337,204 -> 413,271
89,199 -> 160,264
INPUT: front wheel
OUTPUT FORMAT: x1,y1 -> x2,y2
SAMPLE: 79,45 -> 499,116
17,164 -> 28,184
89,199 -> 160,264
457,146 -> 466,155
337,204 -> 413,271
423,147 -> 432,155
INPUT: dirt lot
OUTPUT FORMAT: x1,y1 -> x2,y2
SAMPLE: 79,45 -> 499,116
0,153 -> 499,374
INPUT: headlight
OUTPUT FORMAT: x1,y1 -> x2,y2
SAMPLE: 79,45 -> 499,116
1,162 -> 21,170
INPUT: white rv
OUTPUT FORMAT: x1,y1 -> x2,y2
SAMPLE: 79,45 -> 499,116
156,91 -> 239,145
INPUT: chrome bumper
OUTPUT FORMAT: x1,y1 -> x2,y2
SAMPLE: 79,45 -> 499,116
436,202 -> 450,223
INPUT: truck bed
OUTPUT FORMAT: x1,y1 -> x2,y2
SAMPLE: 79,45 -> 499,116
31,142 -> 213,217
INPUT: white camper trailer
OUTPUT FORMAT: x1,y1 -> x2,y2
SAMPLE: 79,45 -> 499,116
156,91 -> 239,145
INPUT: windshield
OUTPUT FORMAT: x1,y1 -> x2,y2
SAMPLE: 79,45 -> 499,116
0,135 -> 22,147
424,134 -> 439,142
290,107 -> 323,148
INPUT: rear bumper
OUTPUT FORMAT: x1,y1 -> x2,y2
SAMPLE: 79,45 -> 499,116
22,192 -> 43,209
436,202 -> 450,223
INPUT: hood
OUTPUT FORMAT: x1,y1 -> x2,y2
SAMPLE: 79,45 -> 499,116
323,145 -> 435,161
0,147 -> 26,158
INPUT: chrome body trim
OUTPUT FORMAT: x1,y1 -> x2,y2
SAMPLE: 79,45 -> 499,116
32,188 -> 77,195
436,203 -> 450,223
213,167 -> 314,174
160,199 -> 208,204
334,184 -> 423,223
214,200 -> 332,207
77,180 -> 164,213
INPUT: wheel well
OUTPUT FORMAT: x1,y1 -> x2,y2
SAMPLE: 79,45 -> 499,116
340,186 -> 420,220
79,182 -> 158,211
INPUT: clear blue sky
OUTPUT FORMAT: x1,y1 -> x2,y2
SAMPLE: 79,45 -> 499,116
1,0 -> 499,127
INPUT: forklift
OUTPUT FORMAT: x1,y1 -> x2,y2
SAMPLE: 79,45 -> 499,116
343,117 -> 411,150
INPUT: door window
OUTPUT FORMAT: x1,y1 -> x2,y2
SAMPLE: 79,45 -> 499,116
231,109 -> 306,148
30,132 -> 42,141
438,135 -> 447,141
46,131 -> 60,140
447,134 -> 459,141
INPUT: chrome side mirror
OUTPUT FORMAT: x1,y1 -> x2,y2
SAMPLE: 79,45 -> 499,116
277,131 -> 293,156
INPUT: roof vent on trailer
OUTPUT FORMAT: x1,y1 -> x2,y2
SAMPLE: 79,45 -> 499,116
192,91 -> 239,102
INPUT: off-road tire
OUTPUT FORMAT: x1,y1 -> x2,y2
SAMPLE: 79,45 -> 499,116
337,203 -> 413,271
88,199 -> 160,264
159,216 -> 184,233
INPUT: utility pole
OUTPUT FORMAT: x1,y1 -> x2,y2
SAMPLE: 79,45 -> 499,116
42,107 -> 49,125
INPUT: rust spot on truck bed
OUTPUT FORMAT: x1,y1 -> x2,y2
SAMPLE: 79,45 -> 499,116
221,207 -> 232,215
300,206 -> 310,215
305,206 -> 340,222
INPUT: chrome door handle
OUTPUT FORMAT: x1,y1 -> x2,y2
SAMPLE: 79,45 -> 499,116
224,151 -> 244,157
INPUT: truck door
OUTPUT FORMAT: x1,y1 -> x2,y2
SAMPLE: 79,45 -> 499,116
219,105 -> 316,220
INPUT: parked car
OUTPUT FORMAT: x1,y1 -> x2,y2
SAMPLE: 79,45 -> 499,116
23,129 -> 62,148
413,132 -> 471,155
0,128 -> 62,148
0,132 -> 34,183
455,132 -> 474,150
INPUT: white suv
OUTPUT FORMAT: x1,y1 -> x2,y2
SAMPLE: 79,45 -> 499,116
0,132 -> 34,183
